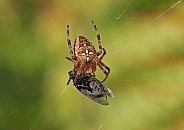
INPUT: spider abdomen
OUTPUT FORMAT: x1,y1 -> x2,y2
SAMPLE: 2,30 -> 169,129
74,36 -> 97,62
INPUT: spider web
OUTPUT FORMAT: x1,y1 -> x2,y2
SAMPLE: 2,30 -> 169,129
0,0 -> 184,129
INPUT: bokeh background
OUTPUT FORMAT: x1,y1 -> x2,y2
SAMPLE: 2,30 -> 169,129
0,0 -> 184,130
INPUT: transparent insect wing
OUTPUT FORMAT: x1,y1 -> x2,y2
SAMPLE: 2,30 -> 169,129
104,87 -> 114,98
87,77 -> 109,105
79,88 -> 109,105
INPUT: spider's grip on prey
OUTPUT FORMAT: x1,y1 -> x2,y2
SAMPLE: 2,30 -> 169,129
66,20 -> 110,85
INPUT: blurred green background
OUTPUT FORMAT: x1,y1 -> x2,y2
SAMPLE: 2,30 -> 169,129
0,0 -> 184,130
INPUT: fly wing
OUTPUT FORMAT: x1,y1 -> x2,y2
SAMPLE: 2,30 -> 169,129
79,89 -> 109,105
104,87 -> 114,98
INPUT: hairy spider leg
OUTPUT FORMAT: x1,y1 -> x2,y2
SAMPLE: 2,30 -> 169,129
100,48 -> 106,60
96,60 -> 110,83
67,25 -> 75,59
91,20 -> 102,56
66,25 -> 77,85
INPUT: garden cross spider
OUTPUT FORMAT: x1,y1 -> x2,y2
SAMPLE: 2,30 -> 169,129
65,20 -> 110,85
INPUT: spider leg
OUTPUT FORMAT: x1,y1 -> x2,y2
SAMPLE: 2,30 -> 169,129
67,70 -> 75,85
97,61 -> 110,83
65,57 -> 73,62
67,62 -> 84,85
67,73 -> 72,85
91,20 -> 102,56
100,48 -> 106,60
67,25 -> 75,59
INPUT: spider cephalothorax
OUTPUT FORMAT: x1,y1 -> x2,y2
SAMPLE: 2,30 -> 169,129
65,20 -> 110,85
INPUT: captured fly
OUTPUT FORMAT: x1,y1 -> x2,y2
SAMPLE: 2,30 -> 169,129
68,71 -> 114,105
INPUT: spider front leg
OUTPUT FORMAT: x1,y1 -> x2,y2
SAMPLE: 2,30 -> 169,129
67,25 -> 75,59
65,57 -> 73,62
91,20 -> 102,56
67,70 -> 79,85
67,69 -> 82,85
66,59 -> 78,85
67,77 -> 72,85
67,70 -> 75,85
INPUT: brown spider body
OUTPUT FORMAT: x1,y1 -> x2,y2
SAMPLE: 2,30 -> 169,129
74,36 -> 97,76
66,20 -> 110,85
